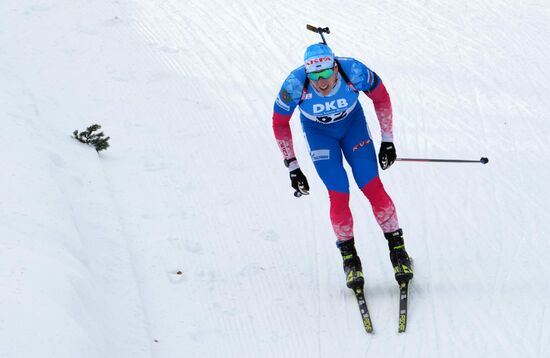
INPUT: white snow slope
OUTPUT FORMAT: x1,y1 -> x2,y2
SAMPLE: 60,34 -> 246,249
2,0 -> 550,357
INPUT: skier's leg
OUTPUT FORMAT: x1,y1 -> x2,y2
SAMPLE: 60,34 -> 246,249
340,112 -> 400,233
303,125 -> 366,288
327,187 -> 363,288
366,181 -> 413,283
303,128 -> 355,242
328,190 -> 354,241
341,113 -> 412,283
361,176 -> 399,233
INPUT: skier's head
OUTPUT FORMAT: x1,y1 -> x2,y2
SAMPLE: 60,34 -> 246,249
304,43 -> 338,95
304,43 -> 334,73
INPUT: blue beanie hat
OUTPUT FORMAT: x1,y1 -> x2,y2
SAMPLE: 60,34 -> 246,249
304,43 -> 335,73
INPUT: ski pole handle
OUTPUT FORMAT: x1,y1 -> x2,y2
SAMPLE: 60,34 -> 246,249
396,157 -> 489,164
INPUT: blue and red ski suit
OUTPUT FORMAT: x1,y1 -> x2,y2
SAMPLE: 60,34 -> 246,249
273,56 -> 399,241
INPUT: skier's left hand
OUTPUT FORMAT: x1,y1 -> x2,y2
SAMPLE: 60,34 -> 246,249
378,142 -> 396,170
289,168 -> 310,197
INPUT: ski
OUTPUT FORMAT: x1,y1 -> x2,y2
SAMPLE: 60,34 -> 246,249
354,287 -> 374,333
398,281 -> 409,333
397,256 -> 414,333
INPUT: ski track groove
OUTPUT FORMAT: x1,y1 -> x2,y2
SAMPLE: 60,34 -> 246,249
81,149 -> 155,358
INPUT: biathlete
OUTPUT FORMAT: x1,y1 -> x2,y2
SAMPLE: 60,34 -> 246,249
272,43 -> 413,288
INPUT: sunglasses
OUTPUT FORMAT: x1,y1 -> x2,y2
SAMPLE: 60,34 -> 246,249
307,68 -> 335,81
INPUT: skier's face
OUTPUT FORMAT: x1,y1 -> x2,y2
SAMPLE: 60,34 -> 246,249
310,64 -> 338,95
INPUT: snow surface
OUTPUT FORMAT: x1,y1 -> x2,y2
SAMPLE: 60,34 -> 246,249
1,0 -> 550,357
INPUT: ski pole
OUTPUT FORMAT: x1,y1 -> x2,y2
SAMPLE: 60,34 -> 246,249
306,24 -> 330,45
396,157 -> 489,164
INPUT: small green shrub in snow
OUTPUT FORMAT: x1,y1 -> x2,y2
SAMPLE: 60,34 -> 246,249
73,124 -> 110,152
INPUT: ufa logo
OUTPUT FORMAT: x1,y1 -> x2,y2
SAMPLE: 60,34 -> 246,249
305,57 -> 332,66
313,99 -> 349,114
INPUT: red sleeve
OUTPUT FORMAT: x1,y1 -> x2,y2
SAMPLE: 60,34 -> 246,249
272,112 -> 296,160
364,81 -> 393,142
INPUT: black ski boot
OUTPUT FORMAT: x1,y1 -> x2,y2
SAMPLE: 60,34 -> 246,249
384,229 -> 413,284
337,238 -> 364,289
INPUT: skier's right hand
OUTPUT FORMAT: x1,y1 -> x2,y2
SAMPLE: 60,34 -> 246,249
289,168 -> 310,197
